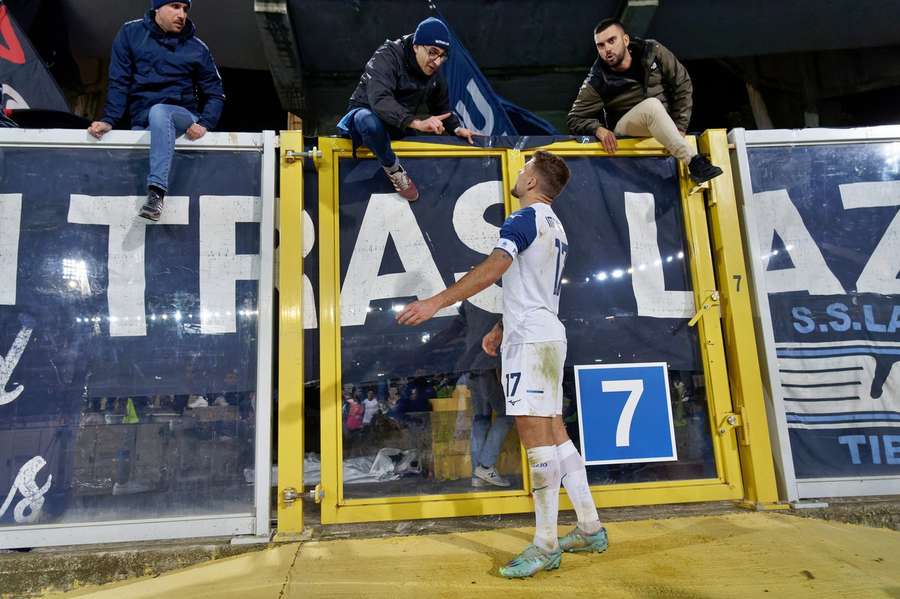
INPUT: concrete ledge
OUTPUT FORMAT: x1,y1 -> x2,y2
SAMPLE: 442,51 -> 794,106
40,510 -> 900,598
4,498 -> 897,597
0,538 -> 264,598
788,496 -> 900,531
1,502 -> 740,597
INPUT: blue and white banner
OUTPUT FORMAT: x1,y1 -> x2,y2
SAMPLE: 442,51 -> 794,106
329,148 -> 700,384
0,135 -> 265,526
747,141 -> 900,478
436,17 -> 557,136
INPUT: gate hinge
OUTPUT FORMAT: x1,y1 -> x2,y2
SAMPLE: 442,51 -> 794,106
283,147 -> 321,168
282,486 -> 300,505
309,484 -> 323,504
717,411 -> 750,445
688,179 -> 713,201
717,412 -> 741,435
688,290 -> 720,327
282,484 -> 323,505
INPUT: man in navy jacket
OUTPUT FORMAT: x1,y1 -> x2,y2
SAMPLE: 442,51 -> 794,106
88,0 -> 225,221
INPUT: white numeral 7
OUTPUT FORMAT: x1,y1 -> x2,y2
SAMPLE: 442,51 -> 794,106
601,379 -> 644,447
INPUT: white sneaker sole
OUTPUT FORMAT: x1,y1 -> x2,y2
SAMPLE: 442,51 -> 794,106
473,474 -> 511,488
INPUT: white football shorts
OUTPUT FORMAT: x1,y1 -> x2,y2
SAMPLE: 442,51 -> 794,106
500,341 -> 566,417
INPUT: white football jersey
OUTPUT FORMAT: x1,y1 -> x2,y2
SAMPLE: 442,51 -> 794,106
494,202 -> 568,345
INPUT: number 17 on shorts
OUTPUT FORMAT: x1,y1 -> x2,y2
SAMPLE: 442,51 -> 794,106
574,362 -> 677,465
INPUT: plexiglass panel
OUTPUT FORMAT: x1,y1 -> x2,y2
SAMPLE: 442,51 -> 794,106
527,154 -> 716,483
746,141 -> 900,480
333,149 -> 720,500
337,155 -> 523,499
0,143 -> 264,527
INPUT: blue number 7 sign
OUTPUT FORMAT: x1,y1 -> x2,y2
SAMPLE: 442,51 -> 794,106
574,362 -> 678,465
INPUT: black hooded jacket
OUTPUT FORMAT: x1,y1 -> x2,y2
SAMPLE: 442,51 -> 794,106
348,35 -> 461,133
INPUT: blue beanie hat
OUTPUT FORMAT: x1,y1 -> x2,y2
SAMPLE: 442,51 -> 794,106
413,17 -> 450,51
153,0 -> 191,9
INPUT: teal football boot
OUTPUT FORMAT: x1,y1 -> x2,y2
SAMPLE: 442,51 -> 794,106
558,526 -> 609,553
499,544 -> 563,579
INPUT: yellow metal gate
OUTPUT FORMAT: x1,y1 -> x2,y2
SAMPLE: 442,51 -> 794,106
277,131 -> 780,531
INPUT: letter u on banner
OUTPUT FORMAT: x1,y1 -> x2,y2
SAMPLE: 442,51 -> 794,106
455,79 -> 495,136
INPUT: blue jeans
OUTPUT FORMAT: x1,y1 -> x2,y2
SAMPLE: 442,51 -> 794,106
136,104 -> 198,192
336,108 -> 398,168
469,369 -> 513,470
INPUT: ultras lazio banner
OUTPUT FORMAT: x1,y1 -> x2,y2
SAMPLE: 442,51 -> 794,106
747,142 -> 900,478
0,142 -> 263,525
328,150 -> 701,384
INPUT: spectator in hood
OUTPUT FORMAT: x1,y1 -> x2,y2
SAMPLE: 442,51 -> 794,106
88,0 -> 225,221
337,17 -> 475,202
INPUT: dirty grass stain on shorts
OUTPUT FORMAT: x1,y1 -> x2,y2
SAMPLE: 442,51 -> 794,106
535,343 -> 560,386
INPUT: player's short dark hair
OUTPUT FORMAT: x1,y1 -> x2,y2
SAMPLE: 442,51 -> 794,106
594,18 -> 626,36
531,150 -> 571,199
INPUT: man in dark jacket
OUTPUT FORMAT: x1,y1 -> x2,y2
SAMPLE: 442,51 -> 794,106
423,300 -> 513,487
87,0 -> 225,221
456,302 -> 513,488
337,17 -> 475,202
567,19 -> 721,185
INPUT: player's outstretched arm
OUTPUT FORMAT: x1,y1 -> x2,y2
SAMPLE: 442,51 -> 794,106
397,249 -> 512,326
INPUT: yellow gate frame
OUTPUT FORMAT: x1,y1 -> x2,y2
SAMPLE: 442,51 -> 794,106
284,133 -> 778,526
276,130 -> 306,537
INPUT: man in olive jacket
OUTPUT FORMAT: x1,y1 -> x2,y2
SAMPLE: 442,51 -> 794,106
567,18 -> 721,185
337,17 -> 474,202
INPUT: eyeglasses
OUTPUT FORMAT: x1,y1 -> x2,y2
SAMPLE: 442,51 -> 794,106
425,47 -> 448,64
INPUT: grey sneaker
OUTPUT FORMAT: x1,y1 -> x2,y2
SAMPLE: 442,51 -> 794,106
473,464 -> 511,487
139,188 -> 165,221
558,525 -> 609,553
384,165 -> 419,202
